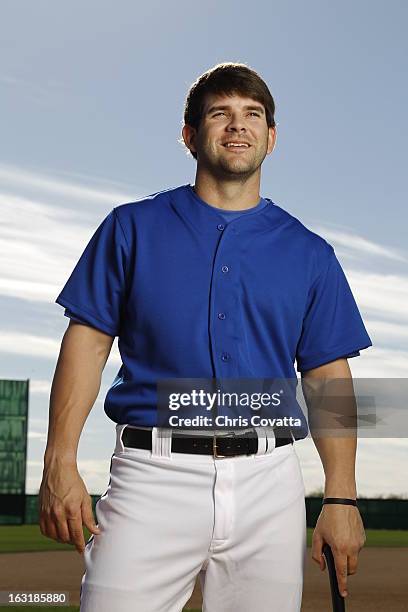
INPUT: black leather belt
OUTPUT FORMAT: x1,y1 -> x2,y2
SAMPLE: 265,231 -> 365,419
122,426 -> 293,458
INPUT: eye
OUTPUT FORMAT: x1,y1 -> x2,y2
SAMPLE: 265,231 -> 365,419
211,111 -> 260,118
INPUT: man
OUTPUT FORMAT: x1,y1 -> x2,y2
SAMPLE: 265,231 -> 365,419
39,62 -> 371,612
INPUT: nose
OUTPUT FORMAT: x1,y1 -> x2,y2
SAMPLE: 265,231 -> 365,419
226,113 -> 246,133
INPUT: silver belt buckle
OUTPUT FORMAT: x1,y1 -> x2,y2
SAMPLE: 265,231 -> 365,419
212,434 -> 228,458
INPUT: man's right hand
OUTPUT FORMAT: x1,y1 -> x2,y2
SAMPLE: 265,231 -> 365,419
39,461 -> 101,554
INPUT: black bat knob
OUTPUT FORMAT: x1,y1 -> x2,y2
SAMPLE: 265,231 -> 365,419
322,543 -> 346,612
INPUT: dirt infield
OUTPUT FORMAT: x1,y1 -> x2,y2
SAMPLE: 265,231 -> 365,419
0,548 -> 406,611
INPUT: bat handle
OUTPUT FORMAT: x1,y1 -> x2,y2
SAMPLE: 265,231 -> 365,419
322,543 -> 346,612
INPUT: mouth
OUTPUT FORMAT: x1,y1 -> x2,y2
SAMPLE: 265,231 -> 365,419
221,142 -> 251,152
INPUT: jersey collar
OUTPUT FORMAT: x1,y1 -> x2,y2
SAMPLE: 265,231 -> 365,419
169,184 -> 288,236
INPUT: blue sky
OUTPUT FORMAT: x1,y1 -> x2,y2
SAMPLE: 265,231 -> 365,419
1,0 -> 407,496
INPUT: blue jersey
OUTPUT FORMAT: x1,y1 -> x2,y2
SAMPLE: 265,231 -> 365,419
56,184 -> 372,438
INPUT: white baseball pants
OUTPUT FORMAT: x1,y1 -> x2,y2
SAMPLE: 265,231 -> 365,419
79,425 -> 307,612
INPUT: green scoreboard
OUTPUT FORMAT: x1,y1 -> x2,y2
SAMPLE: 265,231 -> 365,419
0,379 -> 29,524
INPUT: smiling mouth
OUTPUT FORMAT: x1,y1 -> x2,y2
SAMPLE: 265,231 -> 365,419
222,143 -> 251,152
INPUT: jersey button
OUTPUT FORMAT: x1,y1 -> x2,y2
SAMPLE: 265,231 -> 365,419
217,223 -> 225,231
218,312 -> 226,320
221,265 -> 229,273
221,352 -> 230,362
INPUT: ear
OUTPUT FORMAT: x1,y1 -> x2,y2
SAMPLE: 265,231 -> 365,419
267,126 -> 277,155
182,124 -> 197,155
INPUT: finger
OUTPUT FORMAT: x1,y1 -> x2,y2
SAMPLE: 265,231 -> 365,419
333,551 -> 348,597
311,535 -> 326,571
347,553 -> 359,576
55,519 -> 72,544
41,507 -> 69,544
44,519 -> 60,542
39,517 -> 47,536
67,517 -> 86,553
50,521 -> 70,544
81,500 -> 101,535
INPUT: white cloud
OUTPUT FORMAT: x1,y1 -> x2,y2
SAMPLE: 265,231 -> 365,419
28,379 -> 52,394
0,331 -> 62,359
296,437 -> 408,498
364,319 -> 408,342
347,347 -> 408,378
28,431 -> 47,441
0,193 -> 103,303
0,163 -> 139,303
26,458 -> 112,494
312,226 -> 407,263
347,271 -> 408,323
0,163 -> 134,205
0,330 -> 122,364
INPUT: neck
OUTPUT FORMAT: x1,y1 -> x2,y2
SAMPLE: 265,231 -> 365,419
193,169 -> 261,211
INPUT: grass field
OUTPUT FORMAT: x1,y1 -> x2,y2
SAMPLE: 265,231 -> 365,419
0,525 -> 407,554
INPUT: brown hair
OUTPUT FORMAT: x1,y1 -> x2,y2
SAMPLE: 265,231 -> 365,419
181,62 -> 276,160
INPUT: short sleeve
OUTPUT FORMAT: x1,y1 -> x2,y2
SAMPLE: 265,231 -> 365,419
295,247 -> 372,372
55,208 -> 129,336
63,308 -> 89,325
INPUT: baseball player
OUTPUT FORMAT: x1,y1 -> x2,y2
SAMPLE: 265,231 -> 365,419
39,62 -> 371,612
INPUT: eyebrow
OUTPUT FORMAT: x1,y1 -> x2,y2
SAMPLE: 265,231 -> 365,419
206,104 -> 265,115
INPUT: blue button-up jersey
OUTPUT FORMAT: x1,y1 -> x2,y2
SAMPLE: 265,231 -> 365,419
55,183 -> 372,438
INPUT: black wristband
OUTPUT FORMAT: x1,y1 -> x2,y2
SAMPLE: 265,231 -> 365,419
322,497 -> 357,507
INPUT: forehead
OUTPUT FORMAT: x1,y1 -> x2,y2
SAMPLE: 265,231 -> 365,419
202,92 -> 264,113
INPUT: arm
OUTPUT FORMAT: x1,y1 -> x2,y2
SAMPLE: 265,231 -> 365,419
39,320 -> 114,553
301,358 -> 366,598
